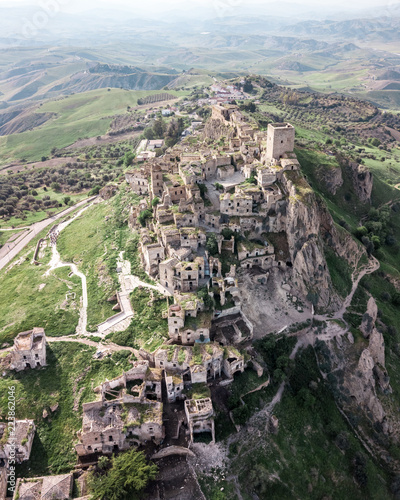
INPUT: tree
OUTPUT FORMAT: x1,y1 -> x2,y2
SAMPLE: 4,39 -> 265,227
206,233 -> 219,256
98,456 -> 111,470
153,118 -> 166,138
151,197 -> 160,208
138,209 -> 153,227
89,186 -> 101,196
371,235 -> 381,249
88,449 -> 158,500
243,79 -> 254,93
123,152 -> 135,167
50,182 -> 61,192
355,226 -> 368,239
63,196 -> 71,206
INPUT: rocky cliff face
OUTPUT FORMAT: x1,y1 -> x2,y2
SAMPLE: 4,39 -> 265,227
282,171 -> 341,311
349,162 -> 373,203
334,298 -> 392,433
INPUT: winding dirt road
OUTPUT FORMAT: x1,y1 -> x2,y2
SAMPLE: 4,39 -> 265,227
0,196 -> 97,272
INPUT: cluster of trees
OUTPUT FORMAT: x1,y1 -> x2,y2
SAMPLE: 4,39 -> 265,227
142,117 -> 188,149
0,162 -> 123,221
355,205 -> 398,257
88,449 -> 158,500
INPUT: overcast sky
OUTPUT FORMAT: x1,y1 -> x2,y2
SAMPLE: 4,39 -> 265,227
0,0 -> 397,9
0,0 -> 399,24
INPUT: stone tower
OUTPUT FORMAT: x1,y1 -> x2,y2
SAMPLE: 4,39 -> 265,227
266,123 -> 295,161
151,164 -> 163,199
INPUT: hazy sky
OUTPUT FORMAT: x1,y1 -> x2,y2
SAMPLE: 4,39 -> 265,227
0,0 -> 398,9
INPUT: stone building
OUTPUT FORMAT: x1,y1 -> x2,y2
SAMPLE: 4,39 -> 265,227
95,361 -> 162,403
159,258 -> 180,290
256,164 -> 277,187
180,227 -> 206,252
185,397 -> 215,444
165,372 -> 184,403
265,123 -> 295,162
141,237 -> 165,277
166,293 -> 211,345
153,344 -> 224,384
0,420 -> 36,464
75,399 -> 164,457
125,169 -> 149,196
238,240 -> 273,265
223,347 -> 245,379
11,328 -> 46,371
13,473 -> 73,500
220,192 -> 253,217
151,165 -> 164,198
174,258 -> 204,292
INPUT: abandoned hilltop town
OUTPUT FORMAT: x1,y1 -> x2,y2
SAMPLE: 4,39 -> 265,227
0,101 -> 305,498
1,89 -> 388,500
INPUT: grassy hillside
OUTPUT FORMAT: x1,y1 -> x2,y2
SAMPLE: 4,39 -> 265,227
0,232 -> 82,343
0,88 -> 189,165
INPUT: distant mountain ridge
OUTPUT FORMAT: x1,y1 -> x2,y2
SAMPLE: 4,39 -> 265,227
287,16 -> 400,42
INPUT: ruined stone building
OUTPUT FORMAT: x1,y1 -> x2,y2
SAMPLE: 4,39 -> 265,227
75,360 -> 164,457
125,168 -> 149,196
165,372 -> 184,403
0,420 -> 36,464
153,344 -> 225,384
13,473 -> 73,500
11,328 -> 46,371
94,361 -> 162,403
76,399 -> 164,457
185,398 -> 215,445
166,293 -> 212,345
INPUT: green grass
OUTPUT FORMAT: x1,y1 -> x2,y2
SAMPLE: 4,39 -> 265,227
0,237 -> 82,344
0,88 -> 189,165
3,204 -> 80,229
33,187 -> 87,205
0,342 -> 132,476
56,186 -> 144,330
110,288 -> 168,352
324,247 -> 353,298
56,202 -> 119,330
0,229 -> 25,246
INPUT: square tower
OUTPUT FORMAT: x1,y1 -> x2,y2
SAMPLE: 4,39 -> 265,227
266,123 -> 295,161
11,328 -> 46,371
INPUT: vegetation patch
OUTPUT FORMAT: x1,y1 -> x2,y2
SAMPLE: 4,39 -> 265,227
110,288 -> 168,351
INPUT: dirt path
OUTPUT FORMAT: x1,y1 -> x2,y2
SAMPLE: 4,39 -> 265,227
46,209 -> 171,338
46,202 -> 96,335
241,379 -> 270,401
46,335 -> 138,355
96,251 -> 172,337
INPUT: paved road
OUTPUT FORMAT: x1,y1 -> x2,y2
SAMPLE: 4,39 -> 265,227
0,197 -> 97,272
